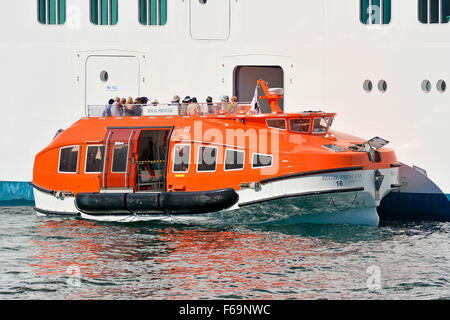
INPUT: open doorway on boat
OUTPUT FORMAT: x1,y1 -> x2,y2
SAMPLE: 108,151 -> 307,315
233,66 -> 284,113
136,129 -> 171,192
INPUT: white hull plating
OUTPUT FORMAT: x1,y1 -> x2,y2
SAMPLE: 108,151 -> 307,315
34,168 -> 399,226
33,188 -> 78,216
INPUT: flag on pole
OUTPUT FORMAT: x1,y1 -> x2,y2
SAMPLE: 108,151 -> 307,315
250,85 -> 260,114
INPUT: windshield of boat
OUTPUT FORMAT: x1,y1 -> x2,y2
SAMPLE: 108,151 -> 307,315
312,117 -> 330,134
289,118 -> 311,133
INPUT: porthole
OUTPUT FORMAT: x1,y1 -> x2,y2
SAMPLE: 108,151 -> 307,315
199,0 -> 207,4
363,80 -> 373,93
421,80 -> 432,93
100,71 -> 109,82
437,80 -> 447,93
378,80 -> 388,93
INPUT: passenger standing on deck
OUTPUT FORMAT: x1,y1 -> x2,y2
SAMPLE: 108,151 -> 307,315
111,97 -> 121,116
124,97 -> 135,116
226,96 -> 233,113
187,97 -> 200,115
136,97 -> 144,116
102,98 -> 114,117
231,96 -> 238,113
170,95 -> 181,114
180,96 -> 191,116
217,96 -> 227,111
119,98 -> 126,116
206,96 -> 214,114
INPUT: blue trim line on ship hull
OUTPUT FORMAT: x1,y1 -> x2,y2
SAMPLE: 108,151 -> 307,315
0,181 -> 35,206
378,192 -> 450,222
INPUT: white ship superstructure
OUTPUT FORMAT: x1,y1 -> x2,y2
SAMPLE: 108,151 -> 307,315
0,0 -> 448,219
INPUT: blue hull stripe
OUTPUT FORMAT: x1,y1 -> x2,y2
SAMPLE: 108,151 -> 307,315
378,192 -> 450,222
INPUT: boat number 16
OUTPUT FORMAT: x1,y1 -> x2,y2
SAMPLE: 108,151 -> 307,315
336,180 -> 344,187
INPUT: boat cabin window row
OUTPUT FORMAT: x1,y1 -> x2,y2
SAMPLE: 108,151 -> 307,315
172,145 -> 270,173
265,117 -> 331,134
270,117 -> 331,134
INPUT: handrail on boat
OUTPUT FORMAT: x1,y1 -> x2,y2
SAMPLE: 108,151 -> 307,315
85,102 -> 254,117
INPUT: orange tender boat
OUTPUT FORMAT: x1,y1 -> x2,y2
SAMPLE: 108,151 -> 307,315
31,81 -> 400,225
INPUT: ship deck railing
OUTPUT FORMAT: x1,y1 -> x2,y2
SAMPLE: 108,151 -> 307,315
86,103 -> 253,118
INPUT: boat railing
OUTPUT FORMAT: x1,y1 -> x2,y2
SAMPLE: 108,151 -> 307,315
86,102 -> 253,117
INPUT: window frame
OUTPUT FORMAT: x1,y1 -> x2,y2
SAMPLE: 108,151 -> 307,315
111,143 -> 129,173
265,118 -> 287,131
58,145 -> 80,174
311,117 -> 331,135
251,153 -> 273,169
196,145 -> 218,173
172,144 -> 191,173
224,149 -> 245,172
84,145 -> 105,174
289,118 -> 311,134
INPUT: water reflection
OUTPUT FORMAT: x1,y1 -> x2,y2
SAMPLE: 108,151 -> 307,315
22,212 -> 449,300
28,217 -> 377,299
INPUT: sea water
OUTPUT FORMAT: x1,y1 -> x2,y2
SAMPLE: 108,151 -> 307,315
0,207 -> 448,300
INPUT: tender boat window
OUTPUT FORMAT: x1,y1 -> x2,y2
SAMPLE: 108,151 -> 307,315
266,119 -> 286,130
225,149 -> 245,171
111,144 -> 129,173
59,146 -> 79,173
173,144 -> 191,173
252,153 -> 273,168
289,118 -> 311,133
197,146 -> 218,172
85,145 -> 105,173
312,117 -> 330,134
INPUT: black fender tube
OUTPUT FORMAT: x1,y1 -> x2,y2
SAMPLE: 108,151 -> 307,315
159,188 -> 239,215
75,193 -> 129,215
126,193 -> 163,214
75,189 -> 239,216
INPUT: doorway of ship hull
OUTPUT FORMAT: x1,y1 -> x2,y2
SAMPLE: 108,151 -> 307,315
234,66 -> 284,113
136,128 -> 172,192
